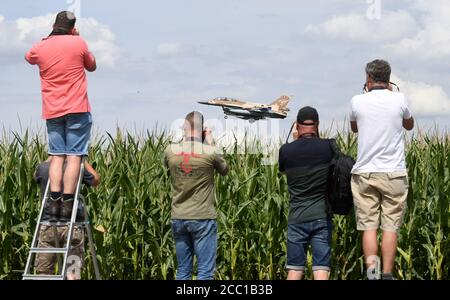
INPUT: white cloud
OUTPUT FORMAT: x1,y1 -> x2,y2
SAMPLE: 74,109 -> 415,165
391,74 -> 450,116
156,43 -> 188,58
0,14 -> 121,67
385,1 -> 450,58
304,1 -> 450,60
78,17 -> 121,67
304,10 -> 418,43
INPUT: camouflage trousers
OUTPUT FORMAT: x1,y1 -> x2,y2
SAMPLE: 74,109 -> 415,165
35,225 -> 85,280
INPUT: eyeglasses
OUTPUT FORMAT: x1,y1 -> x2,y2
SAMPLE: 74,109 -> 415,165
363,82 -> 400,93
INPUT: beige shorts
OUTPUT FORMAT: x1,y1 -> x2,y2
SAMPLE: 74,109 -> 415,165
351,172 -> 409,233
35,225 -> 85,279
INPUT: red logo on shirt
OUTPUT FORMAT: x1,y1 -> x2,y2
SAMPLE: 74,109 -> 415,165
176,152 -> 200,174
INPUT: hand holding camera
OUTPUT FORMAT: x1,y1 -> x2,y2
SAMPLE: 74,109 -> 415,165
203,127 -> 214,145
292,122 -> 299,140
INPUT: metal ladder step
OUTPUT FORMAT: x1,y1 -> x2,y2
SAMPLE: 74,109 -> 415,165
30,247 -> 68,254
22,274 -> 65,280
40,221 -> 89,226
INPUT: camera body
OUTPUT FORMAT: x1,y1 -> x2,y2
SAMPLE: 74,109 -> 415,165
363,82 -> 400,93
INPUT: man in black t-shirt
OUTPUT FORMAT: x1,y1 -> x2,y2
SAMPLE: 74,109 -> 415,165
279,106 -> 333,280
33,156 -> 100,279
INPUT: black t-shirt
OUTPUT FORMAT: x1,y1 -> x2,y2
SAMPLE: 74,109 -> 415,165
34,162 -> 95,221
279,137 -> 333,224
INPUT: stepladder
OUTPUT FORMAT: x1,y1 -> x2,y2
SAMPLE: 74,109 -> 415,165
23,159 -> 102,280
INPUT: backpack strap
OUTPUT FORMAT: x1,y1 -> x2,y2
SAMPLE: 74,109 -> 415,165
326,139 -> 337,217
328,138 -> 339,157
285,122 -> 296,144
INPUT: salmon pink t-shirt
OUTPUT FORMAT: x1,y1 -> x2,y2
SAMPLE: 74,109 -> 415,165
25,35 -> 96,120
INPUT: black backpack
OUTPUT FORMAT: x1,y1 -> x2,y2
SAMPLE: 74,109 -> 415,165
327,139 -> 355,215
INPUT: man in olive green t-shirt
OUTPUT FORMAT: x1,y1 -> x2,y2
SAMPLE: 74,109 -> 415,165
164,111 -> 228,280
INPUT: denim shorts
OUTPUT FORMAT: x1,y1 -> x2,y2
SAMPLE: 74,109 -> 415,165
286,218 -> 332,272
46,112 -> 92,156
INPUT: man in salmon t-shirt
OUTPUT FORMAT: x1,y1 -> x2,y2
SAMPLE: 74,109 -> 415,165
25,11 -> 97,222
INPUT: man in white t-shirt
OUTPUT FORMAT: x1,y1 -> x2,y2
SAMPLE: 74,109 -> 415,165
350,59 -> 414,280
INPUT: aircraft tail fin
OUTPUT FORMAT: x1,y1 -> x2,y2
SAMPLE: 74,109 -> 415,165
270,95 -> 291,111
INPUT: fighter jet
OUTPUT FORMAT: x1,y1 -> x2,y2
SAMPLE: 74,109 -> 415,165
198,95 -> 291,123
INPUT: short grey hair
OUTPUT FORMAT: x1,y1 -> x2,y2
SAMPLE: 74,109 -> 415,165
365,59 -> 391,84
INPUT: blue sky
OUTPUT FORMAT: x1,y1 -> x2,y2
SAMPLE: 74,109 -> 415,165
1,0 -> 450,138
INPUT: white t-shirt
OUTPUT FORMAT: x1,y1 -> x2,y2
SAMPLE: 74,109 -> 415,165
350,89 -> 412,174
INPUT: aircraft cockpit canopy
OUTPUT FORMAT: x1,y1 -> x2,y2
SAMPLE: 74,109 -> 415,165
215,97 -> 238,102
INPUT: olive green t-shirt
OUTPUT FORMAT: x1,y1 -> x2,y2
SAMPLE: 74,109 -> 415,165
164,140 -> 228,220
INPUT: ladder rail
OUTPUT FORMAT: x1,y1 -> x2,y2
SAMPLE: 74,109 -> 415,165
60,157 -> 85,279
23,179 -> 50,277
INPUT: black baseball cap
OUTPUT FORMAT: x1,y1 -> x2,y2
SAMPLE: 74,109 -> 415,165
297,106 -> 319,125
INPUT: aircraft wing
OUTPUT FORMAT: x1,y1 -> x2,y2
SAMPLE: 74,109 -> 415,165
198,101 -> 252,109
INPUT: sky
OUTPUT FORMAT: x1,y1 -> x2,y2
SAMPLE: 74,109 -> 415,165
1,0 -> 450,140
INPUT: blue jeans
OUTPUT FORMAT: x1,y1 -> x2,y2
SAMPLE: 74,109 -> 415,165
286,218 -> 332,272
172,220 -> 217,280
46,112 -> 92,156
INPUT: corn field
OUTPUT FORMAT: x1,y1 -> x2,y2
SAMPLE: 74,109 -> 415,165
0,130 -> 449,280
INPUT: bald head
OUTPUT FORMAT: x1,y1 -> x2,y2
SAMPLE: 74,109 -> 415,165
184,111 -> 204,137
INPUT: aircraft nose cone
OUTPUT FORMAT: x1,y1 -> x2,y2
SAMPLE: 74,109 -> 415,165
198,101 -> 209,105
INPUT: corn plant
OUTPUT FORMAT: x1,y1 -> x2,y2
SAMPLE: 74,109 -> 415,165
0,129 -> 448,280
